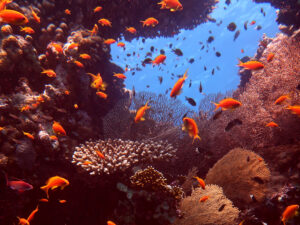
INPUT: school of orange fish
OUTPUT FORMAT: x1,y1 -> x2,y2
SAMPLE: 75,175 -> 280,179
0,0 -> 299,224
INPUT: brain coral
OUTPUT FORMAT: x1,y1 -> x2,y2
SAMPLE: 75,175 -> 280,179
72,139 -> 177,175
173,184 -> 240,225
205,148 -> 271,206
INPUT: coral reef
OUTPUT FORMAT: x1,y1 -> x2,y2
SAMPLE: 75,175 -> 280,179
130,166 -> 183,200
205,148 -> 271,206
72,139 -> 177,175
173,184 -> 240,225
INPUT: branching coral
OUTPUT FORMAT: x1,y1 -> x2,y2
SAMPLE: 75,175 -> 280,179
72,139 -> 177,175
173,184 -> 240,225
130,166 -> 183,200
205,148 -> 271,206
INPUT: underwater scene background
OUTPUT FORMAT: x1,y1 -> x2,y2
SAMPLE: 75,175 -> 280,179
0,0 -> 299,225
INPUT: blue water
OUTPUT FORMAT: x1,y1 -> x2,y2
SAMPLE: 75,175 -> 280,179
111,0 -> 279,108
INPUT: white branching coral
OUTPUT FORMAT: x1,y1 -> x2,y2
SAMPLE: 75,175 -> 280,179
72,139 -> 177,175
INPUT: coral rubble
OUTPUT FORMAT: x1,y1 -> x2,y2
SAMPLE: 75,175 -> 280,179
72,139 -> 177,175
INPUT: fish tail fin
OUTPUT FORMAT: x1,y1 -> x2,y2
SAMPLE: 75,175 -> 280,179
140,21 -> 145,26
101,82 -> 107,91
40,185 -> 49,199
183,69 -> 188,79
145,100 -> 150,109
211,102 -> 219,111
192,135 -> 201,144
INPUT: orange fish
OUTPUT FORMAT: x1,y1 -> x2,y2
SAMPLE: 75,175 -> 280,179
96,150 -> 105,159
82,161 -> 92,165
152,54 -> 166,65
68,42 -> 78,50
37,95 -> 44,103
113,73 -> 126,79
30,6 -> 40,23
39,198 -> 49,202
64,90 -> 70,95
74,104 -> 78,109
41,69 -> 56,78
199,196 -> 209,202
117,42 -> 125,48
267,52 -> 274,62
26,206 -> 38,223
94,6 -> 102,13
275,95 -> 290,105
281,204 -> 299,225
158,0 -> 183,12
126,27 -> 137,34
194,176 -> 205,189
0,0 -> 12,11
241,49 -> 244,53
52,121 -> 66,136
238,60 -> 264,70
74,60 -> 84,68
134,101 -> 150,123
64,9 -> 71,15
40,176 -> 69,199
182,117 -> 201,143
89,24 -> 98,36
49,42 -> 63,54
86,72 -> 107,91
0,9 -> 28,25
104,39 -> 116,45
0,126 -> 4,131
49,135 -> 58,141
286,105 -> 300,116
141,17 -> 159,27
79,53 -> 91,60
250,20 -> 256,25
238,220 -> 245,225
7,179 -> 33,193
59,200 -> 67,203
98,18 -> 112,27
212,98 -> 242,111
20,105 -> 30,112
17,217 -> 30,225
96,91 -> 107,99
170,69 -> 188,98
107,221 -> 116,225
23,131 -> 34,140
20,26 -> 34,34
266,122 -> 278,127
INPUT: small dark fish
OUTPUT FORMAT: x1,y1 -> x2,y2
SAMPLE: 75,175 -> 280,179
136,67 -> 142,71
117,56 -> 119,59
252,176 -> 264,184
216,20 -> 222,26
150,46 -> 154,52
158,76 -> 163,84
207,36 -> 214,43
182,111 -> 189,120
212,110 -> 223,120
207,16 -> 216,23
218,204 -> 226,211
225,119 -> 242,131
204,66 -> 207,71
199,41 -> 203,45
172,48 -> 183,56
183,37 -> 186,40
160,49 -> 165,55
244,21 -> 248,30
216,66 -> 220,70
146,85 -> 150,88
227,22 -> 236,31
201,45 -> 205,50
126,53 -> 131,57
233,30 -> 240,41
132,72 -> 135,75
146,52 -> 152,57
185,97 -> 196,106
169,43 -> 173,48
215,52 -> 221,57
263,12 -> 266,17
256,25 -> 262,30
142,38 -> 145,43
225,0 -> 231,5
247,156 -> 250,162
209,30 -> 212,34
165,89 -> 169,94
133,51 -> 135,56
142,58 -> 152,65
189,58 -> 195,64
139,47 -> 143,50
132,86 -> 135,97
189,80 -> 192,88
199,82 -> 203,93
211,68 -> 215,75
